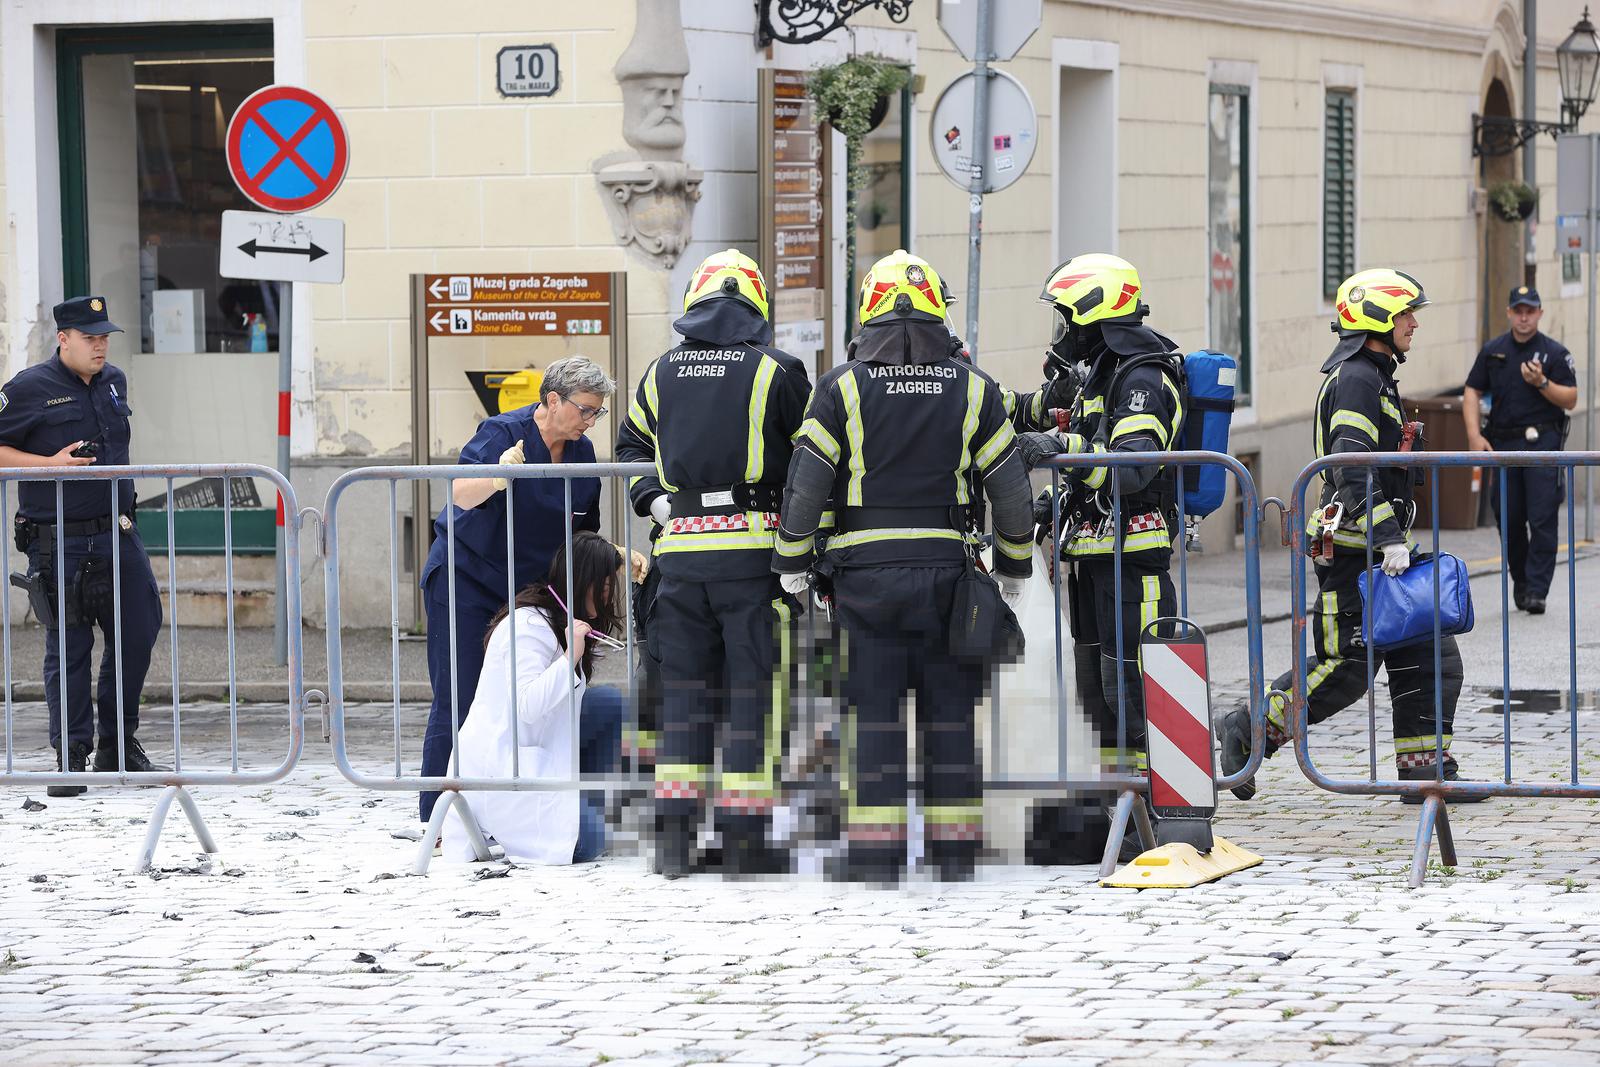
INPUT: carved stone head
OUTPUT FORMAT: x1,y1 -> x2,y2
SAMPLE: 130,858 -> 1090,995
615,0 -> 691,160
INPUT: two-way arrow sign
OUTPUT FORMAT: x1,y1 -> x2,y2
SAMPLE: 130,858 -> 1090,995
238,238 -> 328,262
219,210 -> 345,284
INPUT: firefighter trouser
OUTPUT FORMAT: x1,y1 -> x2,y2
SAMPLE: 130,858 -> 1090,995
628,562 -> 663,770
1265,553 -> 1463,770
831,565 -> 984,871
653,575 -> 793,837
1067,556 -> 1176,772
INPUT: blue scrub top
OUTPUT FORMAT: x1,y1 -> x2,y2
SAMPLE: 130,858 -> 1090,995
0,352 -> 136,521
1466,330 -> 1575,434
421,404 -> 602,599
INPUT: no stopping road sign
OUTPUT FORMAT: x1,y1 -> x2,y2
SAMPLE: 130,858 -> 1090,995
226,85 -> 350,213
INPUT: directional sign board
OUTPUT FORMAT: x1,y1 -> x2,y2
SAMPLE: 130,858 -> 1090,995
226,85 -> 350,213
930,69 -> 1038,193
219,210 -> 345,284
938,0 -> 1042,61
422,273 -> 611,337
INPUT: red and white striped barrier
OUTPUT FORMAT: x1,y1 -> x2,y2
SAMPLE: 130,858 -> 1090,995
1141,625 -> 1216,851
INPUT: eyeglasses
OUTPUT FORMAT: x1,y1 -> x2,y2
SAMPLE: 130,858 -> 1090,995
561,395 -> 608,422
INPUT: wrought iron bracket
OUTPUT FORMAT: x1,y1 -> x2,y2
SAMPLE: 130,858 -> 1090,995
755,0 -> 913,47
1472,110 -> 1579,158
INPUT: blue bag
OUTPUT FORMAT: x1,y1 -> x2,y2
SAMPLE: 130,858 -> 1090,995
1357,552 -> 1474,652
1176,350 -> 1237,517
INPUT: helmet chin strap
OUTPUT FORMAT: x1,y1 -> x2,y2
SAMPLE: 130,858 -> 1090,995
1373,328 -> 1404,365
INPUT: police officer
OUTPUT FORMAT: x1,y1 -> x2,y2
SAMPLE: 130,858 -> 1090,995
617,249 -> 811,877
1218,268 -> 1484,802
417,355 -> 622,825
773,250 -> 1034,884
0,297 -> 165,795
1463,287 -> 1579,615
1016,254 -> 1184,780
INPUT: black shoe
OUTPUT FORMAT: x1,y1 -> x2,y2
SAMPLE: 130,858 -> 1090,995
47,743 -> 91,797
1399,765 -> 1491,804
929,842 -> 979,883
652,814 -> 699,879
94,736 -> 168,773
827,845 -> 904,886
1513,587 -> 1529,612
1217,705 -> 1257,801
1525,596 -> 1546,615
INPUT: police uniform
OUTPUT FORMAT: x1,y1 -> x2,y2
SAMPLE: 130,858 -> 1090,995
615,250 -> 811,876
774,250 -> 1034,883
1220,268 -> 1476,799
417,405 -> 601,823
1018,255 -> 1184,775
0,297 -> 163,783
1465,288 -> 1575,608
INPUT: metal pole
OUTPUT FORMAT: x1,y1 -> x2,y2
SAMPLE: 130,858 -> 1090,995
273,280 -> 292,666
1587,135 -> 1596,540
411,276 -> 432,630
1525,0 -> 1539,287
964,0 -> 993,359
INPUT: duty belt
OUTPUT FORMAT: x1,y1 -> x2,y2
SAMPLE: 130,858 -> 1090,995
670,482 -> 785,517
21,513 -> 134,539
834,505 -> 970,534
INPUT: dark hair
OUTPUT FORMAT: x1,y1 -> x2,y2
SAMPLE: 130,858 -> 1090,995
485,531 -> 622,678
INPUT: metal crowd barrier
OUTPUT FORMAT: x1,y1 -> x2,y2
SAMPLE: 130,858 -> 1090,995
1286,450 -> 1598,886
0,464 -> 309,872
322,462 -> 652,873
1034,450 -> 1272,874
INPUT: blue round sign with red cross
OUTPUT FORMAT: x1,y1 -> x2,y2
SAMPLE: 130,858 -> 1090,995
226,85 -> 350,213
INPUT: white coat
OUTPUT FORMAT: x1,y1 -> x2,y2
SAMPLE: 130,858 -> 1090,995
442,606 -> 586,864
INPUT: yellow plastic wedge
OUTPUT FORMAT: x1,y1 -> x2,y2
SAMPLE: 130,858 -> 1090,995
1100,835 -> 1263,888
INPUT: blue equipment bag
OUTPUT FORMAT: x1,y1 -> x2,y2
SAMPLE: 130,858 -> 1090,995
1176,350 -> 1236,517
1105,349 -> 1237,518
1357,552 -> 1475,652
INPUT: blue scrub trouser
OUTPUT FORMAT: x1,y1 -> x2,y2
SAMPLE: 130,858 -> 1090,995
31,529 -> 163,753
419,571 -> 501,822
573,684 -> 623,862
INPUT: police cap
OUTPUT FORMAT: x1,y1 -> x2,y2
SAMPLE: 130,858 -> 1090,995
1508,286 -> 1541,309
52,296 -> 123,336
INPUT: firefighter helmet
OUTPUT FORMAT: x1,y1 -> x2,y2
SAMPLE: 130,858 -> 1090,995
1332,268 -> 1429,337
683,249 -> 770,321
857,249 -> 949,325
1038,253 -> 1144,327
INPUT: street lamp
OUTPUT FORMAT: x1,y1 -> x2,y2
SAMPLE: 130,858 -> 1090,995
1473,7 -> 1600,157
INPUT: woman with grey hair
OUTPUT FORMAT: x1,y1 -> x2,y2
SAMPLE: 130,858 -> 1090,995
417,355 -> 627,829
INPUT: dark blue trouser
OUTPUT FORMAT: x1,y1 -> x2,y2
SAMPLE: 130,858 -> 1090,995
30,528 -> 163,753
1489,429 -> 1564,600
574,683 -> 623,862
419,570 -> 502,822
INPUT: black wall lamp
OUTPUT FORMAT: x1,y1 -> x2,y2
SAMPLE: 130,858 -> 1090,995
1474,7 -> 1600,157
755,0 -> 914,47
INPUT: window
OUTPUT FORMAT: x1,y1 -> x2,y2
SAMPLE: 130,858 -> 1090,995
1207,85 -> 1251,406
1564,252 -> 1582,285
1323,89 -> 1356,302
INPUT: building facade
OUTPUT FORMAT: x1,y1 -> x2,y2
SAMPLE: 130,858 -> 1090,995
0,0 -> 1589,626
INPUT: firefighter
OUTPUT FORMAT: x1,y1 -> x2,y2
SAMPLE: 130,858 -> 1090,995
772,249 -> 1035,884
616,249 -> 812,877
1015,253 -> 1184,779
1217,268 -> 1484,802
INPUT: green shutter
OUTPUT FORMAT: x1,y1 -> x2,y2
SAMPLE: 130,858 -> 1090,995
1323,90 -> 1356,301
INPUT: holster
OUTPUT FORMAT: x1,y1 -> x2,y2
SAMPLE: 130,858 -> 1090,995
10,569 -> 59,630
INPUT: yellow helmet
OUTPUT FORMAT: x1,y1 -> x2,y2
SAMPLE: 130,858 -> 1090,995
857,249 -> 949,325
683,249 -> 770,321
1038,253 -> 1143,327
1333,268 -> 1429,336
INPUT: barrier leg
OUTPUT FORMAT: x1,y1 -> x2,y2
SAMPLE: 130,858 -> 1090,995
1131,792 -> 1156,852
133,786 -> 218,874
1408,793 -> 1446,888
1098,790 -> 1137,878
1434,801 -> 1458,867
413,789 -> 492,874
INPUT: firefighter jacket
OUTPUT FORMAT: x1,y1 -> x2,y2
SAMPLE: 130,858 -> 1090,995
616,300 -> 811,582
1307,342 -> 1413,554
1055,345 -> 1186,561
772,318 -> 1035,579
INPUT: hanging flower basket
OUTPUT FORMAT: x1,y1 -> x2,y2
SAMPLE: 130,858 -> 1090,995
1488,180 -> 1538,222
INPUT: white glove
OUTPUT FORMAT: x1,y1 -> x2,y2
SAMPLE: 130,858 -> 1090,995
997,573 -> 1025,606
649,495 -> 672,526
1380,543 -> 1411,577
491,439 -> 525,492
779,572 -> 810,597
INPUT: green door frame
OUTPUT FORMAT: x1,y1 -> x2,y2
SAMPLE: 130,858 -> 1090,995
55,21 -> 273,297
844,80 -> 915,344
1209,83 -> 1252,407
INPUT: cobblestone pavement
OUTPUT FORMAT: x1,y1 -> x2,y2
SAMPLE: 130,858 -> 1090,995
3,685 -> 1599,1067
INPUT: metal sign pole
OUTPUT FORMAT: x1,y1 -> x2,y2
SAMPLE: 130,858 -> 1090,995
411,275 -> 431,632
273,281 -> 292,667
964,0 -> 992,359
1588,135 -> 1597,541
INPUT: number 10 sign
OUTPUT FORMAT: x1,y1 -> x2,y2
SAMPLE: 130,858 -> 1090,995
497,45 -> 559,98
